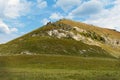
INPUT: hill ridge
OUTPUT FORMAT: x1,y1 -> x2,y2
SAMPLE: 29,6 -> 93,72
0,19 -> 120,58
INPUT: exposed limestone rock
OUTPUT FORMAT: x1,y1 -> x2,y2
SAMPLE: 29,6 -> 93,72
67,32 -> 84,41
46,25 -> 120,48
47,31 -> 53,36
73,27 -> 86,33
104,37 -> 120,47
57,33 -> 66,38
21,51 -> 32,55
47,30 -> 67,38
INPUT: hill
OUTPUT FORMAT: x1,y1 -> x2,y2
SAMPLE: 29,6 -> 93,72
0,19 -> 120,58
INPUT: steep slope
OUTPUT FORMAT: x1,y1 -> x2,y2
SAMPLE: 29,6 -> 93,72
0,19 -> 119,58
0,37 -> 111,57
57,19 -> 120,57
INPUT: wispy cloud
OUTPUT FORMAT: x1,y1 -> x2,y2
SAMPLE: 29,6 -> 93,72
54,0 -> 81,12
49,12 -> 63,20
0,0 -> 32,19
41,18 -> 50,25
0,20 -> 17,34
37,0 -> 47,9
83,0 -> 120,31
69,0 -> 103,17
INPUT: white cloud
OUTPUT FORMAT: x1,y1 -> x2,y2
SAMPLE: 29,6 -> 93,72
54,0 -> 81,12
41,18 -> 50,25
83,0 -> 120,31
0,33 -> 19,44
100,0 -> 115,8
11,28 -> 18,32
0,0 -> 32,43
0,20 -> 18,34
65,0 -> 120,31
0,0 -> 32,19
49,13 -> 64,20
37,0 -> 47,9
69,0 -> 103,18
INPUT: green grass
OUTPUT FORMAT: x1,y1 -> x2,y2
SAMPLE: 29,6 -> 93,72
0,37 -> 113,58
0,54 -> 120,80
1,69 -> 120,80
0,19 -> 120,80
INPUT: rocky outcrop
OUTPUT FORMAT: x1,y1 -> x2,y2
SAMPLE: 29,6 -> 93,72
104,37 -> 120,47
21,51 -> 32,55
31,22 -> 120,48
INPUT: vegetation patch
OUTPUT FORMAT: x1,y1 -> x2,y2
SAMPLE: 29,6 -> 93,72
0,55 -> 120,80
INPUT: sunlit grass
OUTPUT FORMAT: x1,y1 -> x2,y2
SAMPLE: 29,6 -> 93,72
0,54 -> 120,80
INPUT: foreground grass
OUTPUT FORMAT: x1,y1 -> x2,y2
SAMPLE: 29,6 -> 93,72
0,54 -> 120,80
1,69 -> 120,80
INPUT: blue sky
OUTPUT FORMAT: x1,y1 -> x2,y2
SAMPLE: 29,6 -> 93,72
0,0 -> 120,43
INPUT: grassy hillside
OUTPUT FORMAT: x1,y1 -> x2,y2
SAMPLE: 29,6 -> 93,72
58,19 -> 120,57
0,19 -> 120,80
0,19 -> 119,58
0,55 -> 120,80
0,37 -> 112,58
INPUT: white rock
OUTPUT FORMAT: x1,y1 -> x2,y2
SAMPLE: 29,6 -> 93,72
73,27 -> 86,33
21,51 -> 32,55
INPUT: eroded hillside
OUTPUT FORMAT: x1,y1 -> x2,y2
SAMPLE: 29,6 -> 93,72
0,19 -> 119,58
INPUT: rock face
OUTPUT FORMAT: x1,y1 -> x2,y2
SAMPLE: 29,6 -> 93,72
31,22 -> 120,48
47,29 -> 85,40
21,51 -> 32,55
73,27 -> 86,33
104,38 -> 120,47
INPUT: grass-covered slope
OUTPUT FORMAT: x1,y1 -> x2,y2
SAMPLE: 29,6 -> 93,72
58,19 -> 120,57
0,36 -> 112,58
0,19 -> 119,58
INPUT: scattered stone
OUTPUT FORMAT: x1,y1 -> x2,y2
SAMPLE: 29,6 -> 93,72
21,51 -> 32,55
